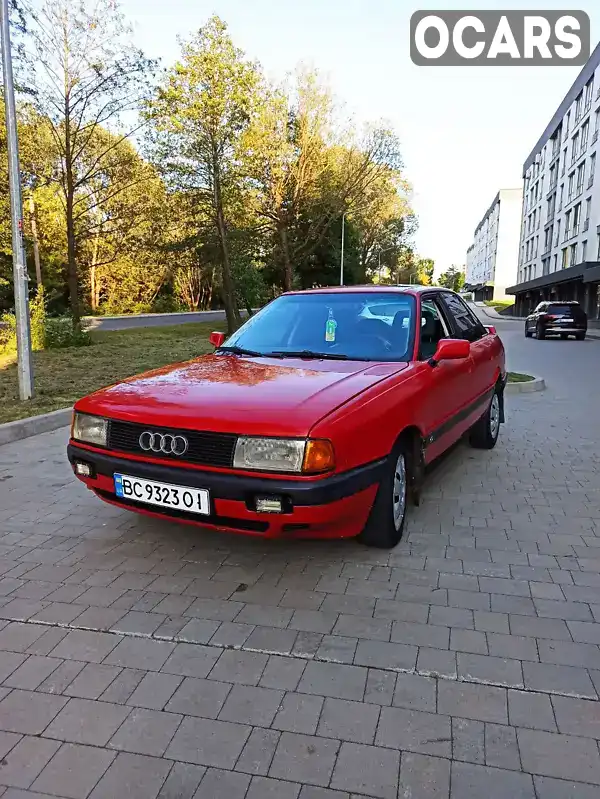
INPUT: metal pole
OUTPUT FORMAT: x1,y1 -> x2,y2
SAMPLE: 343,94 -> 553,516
339,213 -> 345,286
1,0 -> 33,400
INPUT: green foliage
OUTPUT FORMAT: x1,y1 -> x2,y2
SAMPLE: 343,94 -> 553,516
438,265 -> 466,292
44,317 -> 92,349
0,310 -> 16,353
29,286 -> 46,350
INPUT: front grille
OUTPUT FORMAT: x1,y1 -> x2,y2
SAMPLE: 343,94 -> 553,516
107,419 -> 237,468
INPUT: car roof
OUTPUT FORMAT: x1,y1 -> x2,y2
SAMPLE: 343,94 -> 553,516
283,285 -> 451,297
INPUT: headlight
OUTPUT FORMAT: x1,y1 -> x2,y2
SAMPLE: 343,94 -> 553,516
72,413 -> 108,447
233,437 -> 335,474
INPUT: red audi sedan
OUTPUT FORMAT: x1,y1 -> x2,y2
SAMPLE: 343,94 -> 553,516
68,286 -> 506,548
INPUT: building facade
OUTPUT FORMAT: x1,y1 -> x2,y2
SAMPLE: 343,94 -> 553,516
465,188 -> 523,301
508,41 -> 600,320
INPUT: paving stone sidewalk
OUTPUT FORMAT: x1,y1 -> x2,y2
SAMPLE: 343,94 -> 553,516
1,376 -> 600,797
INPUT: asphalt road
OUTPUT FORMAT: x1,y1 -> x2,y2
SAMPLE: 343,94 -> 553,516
83,309 -> 233,331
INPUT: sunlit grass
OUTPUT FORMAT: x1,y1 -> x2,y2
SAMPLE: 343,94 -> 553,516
508,372 -> 534,383
0,322 -> 225,424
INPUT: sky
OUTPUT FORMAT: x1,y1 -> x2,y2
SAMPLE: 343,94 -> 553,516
118,0 -> 600,275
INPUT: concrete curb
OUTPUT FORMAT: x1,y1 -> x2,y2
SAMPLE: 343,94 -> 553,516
505,377 -> 546,394
0,407 -> 72,447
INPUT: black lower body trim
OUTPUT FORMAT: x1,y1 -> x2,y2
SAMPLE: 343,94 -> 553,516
428,386 -> 495,446
68,443 -> 386,506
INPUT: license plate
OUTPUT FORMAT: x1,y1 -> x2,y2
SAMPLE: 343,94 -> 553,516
114,474 -> 210,515
561,319 -> 573,324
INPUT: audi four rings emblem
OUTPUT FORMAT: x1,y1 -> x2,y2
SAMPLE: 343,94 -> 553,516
139,431 -> 189,456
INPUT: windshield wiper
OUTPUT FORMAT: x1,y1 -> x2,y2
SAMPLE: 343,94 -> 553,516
216,345 -> 263,357
265,350 -> 350,360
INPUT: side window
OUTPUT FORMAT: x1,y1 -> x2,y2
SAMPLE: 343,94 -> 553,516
534,302 -> 546,313
419,297 -> 451,360
440,293 -> 486,342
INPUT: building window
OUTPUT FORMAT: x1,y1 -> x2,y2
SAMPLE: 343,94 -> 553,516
582,120 -> 590,151
562,247 -> 569,268
582,240 -> 588,261
544,225 -> 553,252
552,254 -> 558,272
597,227 -> 600,259
561,147 -> 567,176
585,78 -> 594,110
572,133 -> 579,163
575,91 -> 583,121
558,185 -> 563,210
555,219 -> 561,246
570,243 -> 578,265
565,210 -> 572,238
577,162 -> 585,193
589,153 -> 596,186
573,202 -> 581,235
585,198 -> 591,229
568,171 -> 575,199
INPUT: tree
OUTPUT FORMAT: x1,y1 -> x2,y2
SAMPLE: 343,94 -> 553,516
438,265 -> 466,292
147,16 -> 261,333
242,70 -> 407,290
24,0 -> 155,323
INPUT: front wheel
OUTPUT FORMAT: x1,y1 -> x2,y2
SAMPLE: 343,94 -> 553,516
358,441 -> 409,549
525,323 -> 532,338
536,323 -> 545,340
469,389 -> 501,450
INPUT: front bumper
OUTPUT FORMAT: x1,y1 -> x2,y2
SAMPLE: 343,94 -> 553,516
67,442 -> 384,539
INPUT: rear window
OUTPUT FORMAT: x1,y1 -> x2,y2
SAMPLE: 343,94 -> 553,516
548,304 -> 581,315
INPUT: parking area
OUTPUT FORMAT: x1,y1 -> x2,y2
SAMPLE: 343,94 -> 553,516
1,315 -> 600,798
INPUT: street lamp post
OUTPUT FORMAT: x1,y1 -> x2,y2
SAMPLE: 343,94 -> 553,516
1,0 -> 33,400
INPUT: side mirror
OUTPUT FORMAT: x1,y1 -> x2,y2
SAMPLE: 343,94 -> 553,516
209,331 -> 226,348
484,325 -> 496,335
429,338 -> 470,367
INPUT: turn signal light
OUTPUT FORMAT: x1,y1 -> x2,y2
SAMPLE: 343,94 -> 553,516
302,439 -> 335,474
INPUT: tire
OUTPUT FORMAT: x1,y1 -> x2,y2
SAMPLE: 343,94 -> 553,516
536,322 -> 545,340
525,323 -> 532,338
358,439 -> 410,549
560,333 -> 568,340
576,332 -> 586,341
469,389 -> 501,450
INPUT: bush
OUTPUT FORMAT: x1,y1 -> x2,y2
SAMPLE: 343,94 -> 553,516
0,287 -> 91,353
30,287 -> 47,351
0,310 -> 17,353
44,317 -> 92,349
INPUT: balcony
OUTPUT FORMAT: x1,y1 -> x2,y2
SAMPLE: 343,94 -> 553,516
584,219 -> 590,232
593,130 -> 599,144
588,175 -> 595,188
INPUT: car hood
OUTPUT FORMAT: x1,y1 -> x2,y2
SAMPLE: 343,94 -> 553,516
76,354 -> 409,437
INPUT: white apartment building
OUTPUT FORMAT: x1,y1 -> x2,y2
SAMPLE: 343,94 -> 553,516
465,188 -> 523,301
508,41 -> 600,321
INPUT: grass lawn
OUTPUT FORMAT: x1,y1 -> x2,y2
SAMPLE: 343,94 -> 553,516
508,372 -> 535,383
484,300 -> 514,310
0,321 -> 225,425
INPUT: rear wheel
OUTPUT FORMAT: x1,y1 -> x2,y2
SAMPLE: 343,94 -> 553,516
560,333 -> 568,340
536,322 -> 545,340
469,389 -> 501,450
576,332 -> 586,340
359,440 -> 409,549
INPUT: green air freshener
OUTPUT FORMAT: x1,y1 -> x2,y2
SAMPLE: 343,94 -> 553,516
325,308 -> 337,342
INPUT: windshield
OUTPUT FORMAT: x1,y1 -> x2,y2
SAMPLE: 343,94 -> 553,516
221,292 -> 417,362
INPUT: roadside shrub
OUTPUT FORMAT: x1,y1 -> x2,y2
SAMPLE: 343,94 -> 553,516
0,288 -> 91,352
44,317 -> 92,349
30,287 -> 47,351
0,310 -> 17,353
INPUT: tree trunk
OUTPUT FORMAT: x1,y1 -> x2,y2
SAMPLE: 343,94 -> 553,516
278,222 -> 293,291
212,152 -> 241,333
28,194 -> 42,287
90,231 -> 100,312
66,187 -> 79,324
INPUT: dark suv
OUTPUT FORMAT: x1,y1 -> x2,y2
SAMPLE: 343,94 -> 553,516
525,301 -> 587,340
